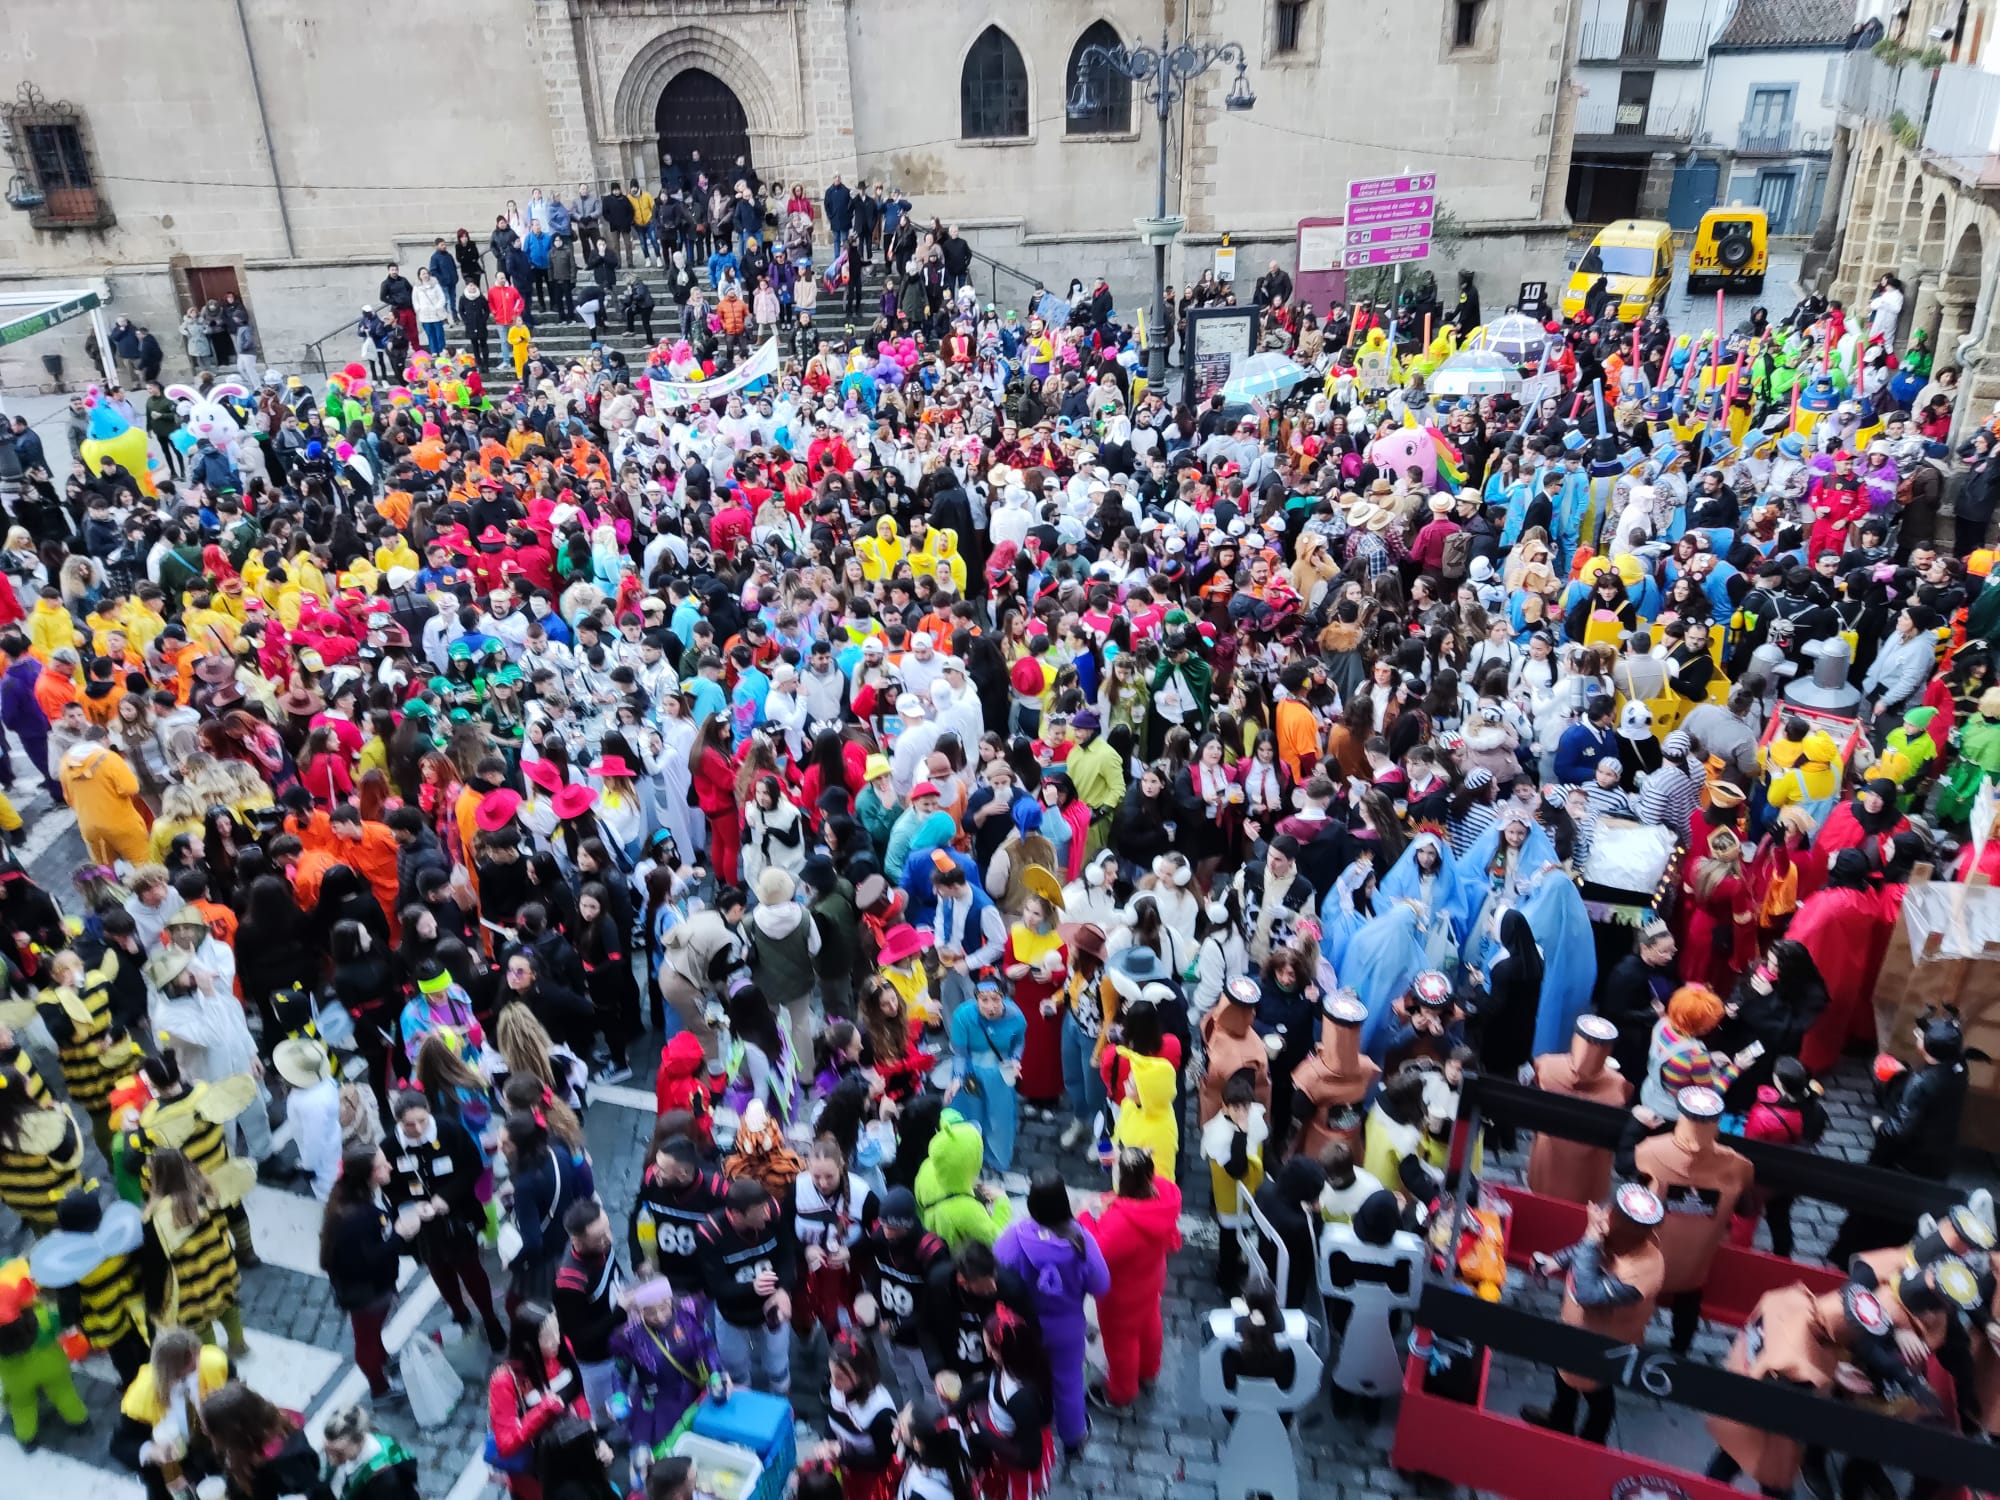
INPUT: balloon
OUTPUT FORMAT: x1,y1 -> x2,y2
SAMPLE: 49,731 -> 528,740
1365,427 -> 1437,490
81,423 -> 157,495
77,390 -> 157,496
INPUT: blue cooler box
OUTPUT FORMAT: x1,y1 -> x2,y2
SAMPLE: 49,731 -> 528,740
690,1389 -> 795,1500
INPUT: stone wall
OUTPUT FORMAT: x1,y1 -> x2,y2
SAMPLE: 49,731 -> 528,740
1831,125 -> 2000,441
0,259 -> 409,396
959,221 -> 1575,325
0,0 -> 1579,391
843,0 -> 1163,233
575,0 -> 857,189
0,0 -> 561,273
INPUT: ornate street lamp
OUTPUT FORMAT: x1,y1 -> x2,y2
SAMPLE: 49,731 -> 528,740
1068,33 -> 1255,389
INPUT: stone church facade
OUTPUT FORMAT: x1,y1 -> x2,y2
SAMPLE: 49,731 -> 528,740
1,0 -> 1576,388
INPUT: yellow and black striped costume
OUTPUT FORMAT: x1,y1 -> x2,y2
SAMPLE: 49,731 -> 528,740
133,1087 -> 235,1180
145,1196 -> 239,1331
0,1044 -> 52,1106
73,1245 -> 147,1353
0,1107 -> 85,1230
38,956 -> 139,1122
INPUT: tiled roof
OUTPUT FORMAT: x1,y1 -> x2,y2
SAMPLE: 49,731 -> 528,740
1712,0 -> 1852,48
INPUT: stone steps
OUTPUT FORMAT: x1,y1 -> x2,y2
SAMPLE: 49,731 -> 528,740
506,253 -> 894,364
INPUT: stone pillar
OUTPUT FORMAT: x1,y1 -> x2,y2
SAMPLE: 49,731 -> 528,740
1799,124 -> 1850,291
1637,152 -> 1678,220
797,0 -> 857,187
1902,264 -> 1935,350
1936,296 -> 1973,365
531,0 -> 601,185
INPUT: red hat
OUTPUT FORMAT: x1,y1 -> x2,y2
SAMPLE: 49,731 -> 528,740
524,758 -> 564,793
478,526 -> 508,547
911,781 -> 941,800
594,755 -> 635,780
474,788 -> 522,831
876,924 -> 934,967
552,784 -> 599,820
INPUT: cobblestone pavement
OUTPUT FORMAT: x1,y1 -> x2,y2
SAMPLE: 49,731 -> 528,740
0,988 -> 1983,1500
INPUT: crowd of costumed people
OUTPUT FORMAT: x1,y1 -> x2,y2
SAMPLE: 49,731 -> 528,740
0,173 -> 1996,1500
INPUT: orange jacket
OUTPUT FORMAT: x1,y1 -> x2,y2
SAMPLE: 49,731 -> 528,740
80,681 -> 127,729
34,667 -> 79,723
292,809 -> 404,940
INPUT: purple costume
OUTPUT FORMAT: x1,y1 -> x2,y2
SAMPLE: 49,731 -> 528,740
607,1295 -> 719,1452
994,1218 -> 1109,1448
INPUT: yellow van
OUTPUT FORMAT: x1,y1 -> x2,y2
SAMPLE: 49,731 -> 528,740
1559,219 -> 1676,323
1686,205 -> 1768,294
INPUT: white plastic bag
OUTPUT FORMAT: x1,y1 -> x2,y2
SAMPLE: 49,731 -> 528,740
399,1331 -> 464,1428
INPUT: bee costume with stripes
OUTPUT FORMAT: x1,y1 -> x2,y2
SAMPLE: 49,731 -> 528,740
27,1186 -> 151,1384
0,1051 -> 85,1231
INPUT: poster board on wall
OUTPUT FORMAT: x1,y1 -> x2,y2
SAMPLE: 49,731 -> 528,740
1295,217 -> 1348,319
1182,305 -> 1261,406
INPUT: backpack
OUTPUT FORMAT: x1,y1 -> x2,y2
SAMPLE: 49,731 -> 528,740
1440,529 -> 1473,584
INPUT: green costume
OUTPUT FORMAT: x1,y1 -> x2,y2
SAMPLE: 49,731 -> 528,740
322,1433 -> 418,1500
1968,576 -> 2000,651
1064,731 -> 1126,859
1886,705 -> 1940,808
1939,701 -> 2000,824
0,1287 -> 88,1445
1147,651 -> 1214,757
914,1108 -> 1013,1250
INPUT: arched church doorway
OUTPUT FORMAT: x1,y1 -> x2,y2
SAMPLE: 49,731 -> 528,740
655,69 -> 750,188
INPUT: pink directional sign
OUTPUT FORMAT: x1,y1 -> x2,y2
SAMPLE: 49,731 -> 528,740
1344,222 -> 1434,247
1347,196 -> 1436,226
1341,242 -> 1432,269
1344,171 -> 1435,266
1347,173 -> 1439,200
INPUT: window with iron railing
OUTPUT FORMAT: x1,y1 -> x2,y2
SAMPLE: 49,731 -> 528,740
2,85 -> 112,231
1623,2 -> 1667,57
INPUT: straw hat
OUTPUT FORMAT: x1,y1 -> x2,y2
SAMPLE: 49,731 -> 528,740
273,1036 -> 332,1090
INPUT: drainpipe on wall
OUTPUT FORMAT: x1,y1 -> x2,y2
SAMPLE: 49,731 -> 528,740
232,0 -> 298,260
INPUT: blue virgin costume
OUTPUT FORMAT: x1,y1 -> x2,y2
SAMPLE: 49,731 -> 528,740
1378,832 -> 1475,974
1318,860 -> 1376,976
1342,903 -> 1429,1059
1515,872 -> 1598,1056
1455,817 -> 1599,1058
1454,813 -> 1561,966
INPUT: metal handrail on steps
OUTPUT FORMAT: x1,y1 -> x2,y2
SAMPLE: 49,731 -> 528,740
965,247 -> 1047,313
303,317 -> 359,379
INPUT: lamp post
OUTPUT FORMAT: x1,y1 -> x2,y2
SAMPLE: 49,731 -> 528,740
1068,31 -> 1255,392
